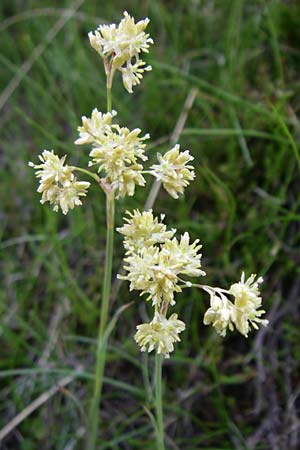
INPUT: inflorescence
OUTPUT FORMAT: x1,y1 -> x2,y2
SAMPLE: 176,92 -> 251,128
29,150 -> 90,215
118,210 -> 268,357
29,10 -> 268,360
89,11 -> 153,93
30,111 -> 195,209
29,12 -> 195,209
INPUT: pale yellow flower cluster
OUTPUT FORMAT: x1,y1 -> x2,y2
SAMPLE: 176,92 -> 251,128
117,209 -> 175,253
74,109 -> 117,145
89,11 -> 153,93
150,145 -> 195,198
120,60 -> 152,93
203,292 -> 235,337
118,210 -> 205,357
75,110 -> 149,198
203,273 -> 268,337
229,273 -> 268,337
29,150 -> 90,215
119,215 -> 205,306
135,313 -> 185,358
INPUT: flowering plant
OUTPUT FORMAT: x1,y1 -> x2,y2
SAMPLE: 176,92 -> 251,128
29,10 -> 268,450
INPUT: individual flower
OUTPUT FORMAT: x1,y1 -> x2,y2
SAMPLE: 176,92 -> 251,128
74,109 -> 117,145
88,11 -> 153,93
88,123 -> 149,198
203,293 -> 235,337
120,60 -> 152,93
29,150 -> 90,214
117,209 -> 175,253
134,312 -> 185,358
229,273 -> 268,337
119,226 -> 205,306
150,144 -> 195,198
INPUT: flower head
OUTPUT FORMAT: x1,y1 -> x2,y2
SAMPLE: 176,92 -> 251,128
116,11 -> 153,58
29,150 -> 90,214
150,144 -> 195,198
119,245 -> 180,306
54,179 -> 90,215
75,109 -> 117,145
89,12 -> 153,60
229,273 -> 268,337
75,109 -> 150,198
162,232 -> 205,277
88,11 -> 153,93
134,312 -> 185,358
117,209 -> 175,253
29,150 -> 72,185
119,216 -> 205,306
203,293 -> 235,337
204,273 -> 268,338
88,122 -> 149,198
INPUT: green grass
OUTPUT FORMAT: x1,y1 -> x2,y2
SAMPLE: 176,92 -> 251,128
1,0 -> 300,449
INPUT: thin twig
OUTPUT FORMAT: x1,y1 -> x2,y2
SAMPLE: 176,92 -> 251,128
170,87 -> 199,145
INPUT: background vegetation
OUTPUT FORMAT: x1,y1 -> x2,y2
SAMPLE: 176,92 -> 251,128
1,0 -> 300,449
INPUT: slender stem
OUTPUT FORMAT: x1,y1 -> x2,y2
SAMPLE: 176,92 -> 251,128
86,193 -> 115,450
106,68 -> 114,113
85,80 -> 115,450
107,86 -> 112,113
71,166 -> 101,183
155,353 -> 165,450
192,283 -> 230,294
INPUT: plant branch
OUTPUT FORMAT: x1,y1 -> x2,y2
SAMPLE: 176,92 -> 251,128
71,166 -> 101,183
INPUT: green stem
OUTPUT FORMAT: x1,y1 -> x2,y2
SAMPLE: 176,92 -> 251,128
107,86 -> 112,113
86,193 -> 115,450
106,65 -> 115,112
155,353 -> 165,450
85,79 -> 115,450
71,166 -> 100,183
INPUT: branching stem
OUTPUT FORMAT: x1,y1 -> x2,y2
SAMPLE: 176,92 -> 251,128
71,166 -> 101,183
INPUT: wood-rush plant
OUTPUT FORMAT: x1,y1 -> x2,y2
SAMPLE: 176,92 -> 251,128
29,10 -> 268,450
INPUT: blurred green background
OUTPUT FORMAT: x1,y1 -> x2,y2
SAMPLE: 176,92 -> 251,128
1,0 -> 300,449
